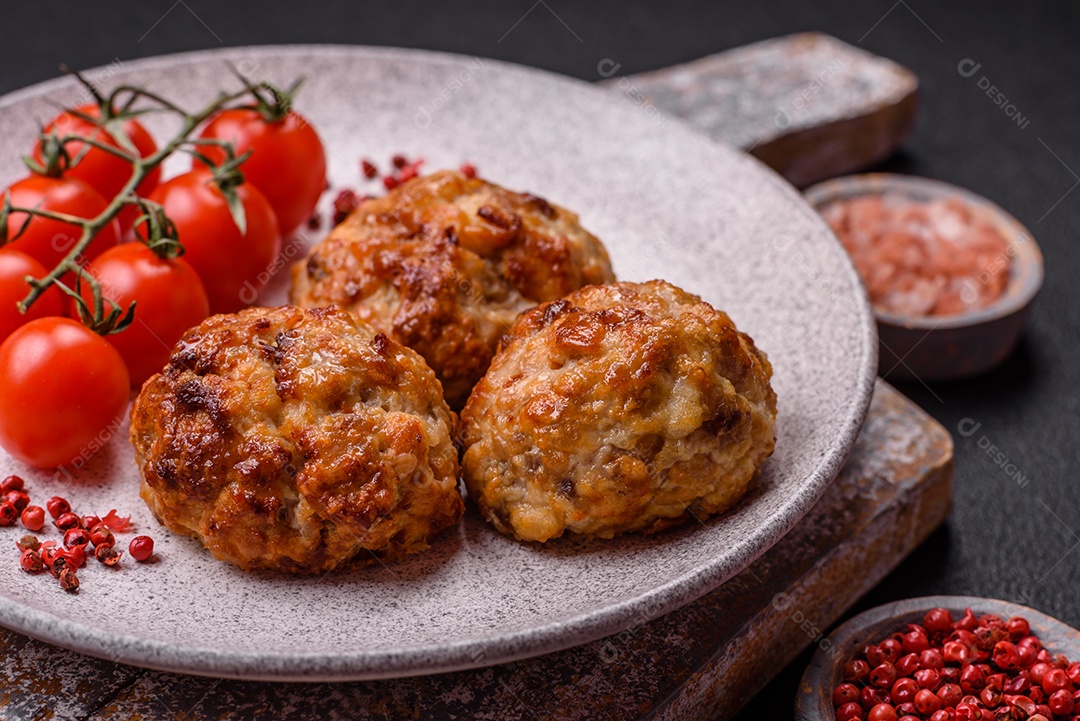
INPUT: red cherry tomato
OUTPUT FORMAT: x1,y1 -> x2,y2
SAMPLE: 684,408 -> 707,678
0,317 -> 129,469
146,170 -> 281,314
0,249 -> 64,343
3,175 -> 120,271
198,108 -> 326,237
33,104 -> 160,234
81,244 -> 210,387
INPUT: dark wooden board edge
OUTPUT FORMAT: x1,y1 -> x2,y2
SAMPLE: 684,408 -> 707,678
607,32 -> 920,187
752,87 -> 919,188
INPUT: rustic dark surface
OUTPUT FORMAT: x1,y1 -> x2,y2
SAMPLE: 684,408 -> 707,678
0,382 -> 952,720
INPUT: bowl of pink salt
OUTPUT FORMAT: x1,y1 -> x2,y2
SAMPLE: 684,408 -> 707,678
806,173 -> 1043,381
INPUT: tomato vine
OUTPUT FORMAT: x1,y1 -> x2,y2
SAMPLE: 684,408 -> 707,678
0,65 -> 301,334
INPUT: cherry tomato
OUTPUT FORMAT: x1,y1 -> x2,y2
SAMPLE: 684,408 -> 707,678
0,249 -> 64,343
0,317 -> 129,469
3,175 -> 120,271
33,104 -> 161,234
146,170 -> 281,314
81,244 -> 210,387
198,108 -> 326,237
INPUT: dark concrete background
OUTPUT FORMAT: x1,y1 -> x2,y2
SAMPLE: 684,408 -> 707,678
4,2 -> 1078,718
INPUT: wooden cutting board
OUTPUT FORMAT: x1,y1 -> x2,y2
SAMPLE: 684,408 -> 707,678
0,33 -> 945,721
603,31 -> 919,188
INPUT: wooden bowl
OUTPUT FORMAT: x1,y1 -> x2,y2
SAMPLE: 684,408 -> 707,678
805,174 -> 1044,381
795,595 -> 1080,720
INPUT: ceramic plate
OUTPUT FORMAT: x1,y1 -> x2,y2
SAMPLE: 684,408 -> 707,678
0,45 -> 876,680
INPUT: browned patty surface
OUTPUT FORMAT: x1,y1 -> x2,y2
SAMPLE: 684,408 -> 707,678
130,305 -> 462,573
460,280 -> 777,542
290,170 -> 615,407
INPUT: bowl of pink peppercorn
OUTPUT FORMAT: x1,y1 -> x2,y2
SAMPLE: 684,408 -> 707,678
806,174 -> 1043,381
796,596 -> 1080,721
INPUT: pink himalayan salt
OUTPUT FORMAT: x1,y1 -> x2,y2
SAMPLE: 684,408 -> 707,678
822,194 -> 1011,317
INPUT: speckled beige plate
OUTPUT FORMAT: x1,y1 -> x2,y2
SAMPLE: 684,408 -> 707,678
0,45 -> 875,681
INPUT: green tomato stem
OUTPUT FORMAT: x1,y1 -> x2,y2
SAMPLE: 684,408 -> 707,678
8,75 -> 269,330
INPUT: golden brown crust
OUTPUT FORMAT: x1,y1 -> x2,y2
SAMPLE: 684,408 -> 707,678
289,171 -> 616,407
459,280 -> 777,543
129,305 -> 463,573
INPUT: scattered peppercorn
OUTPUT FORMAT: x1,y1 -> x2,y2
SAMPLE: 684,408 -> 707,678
15,535 -> 39,552
306,211 -> 322,230
101,510 -> 131,533
332,188 -> 360,225
4,490 -> 29,513
64,545 -> 87,569
391,154 -> 407,169
64,528 -> 91,549
19,549 -> 42,573
129,536 -> 154,562
49,556 -> 69,579
361,159 -> 378,179
58,567 -> 79,593
1007,617 -> 1030,641
46,496 -> 71,519
382,175 -> 399,191
868,702 -> 897,721
54,512 -> 81,532
896,653 -> 920,677
396,158 -> 424,184
3,482 -> 152,592
0,475 -> 24,493
95,544 -> 122,567
1048,687 -> 1074,715
834,683 -> 861,707
833,608 -> 1075,721
39,545 -> 59,568
20,505 -> 44,532
89,525 -> 114,549
1066,661 -> 1080,686
836,701 -> 864,721
845,659 -> 872,683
